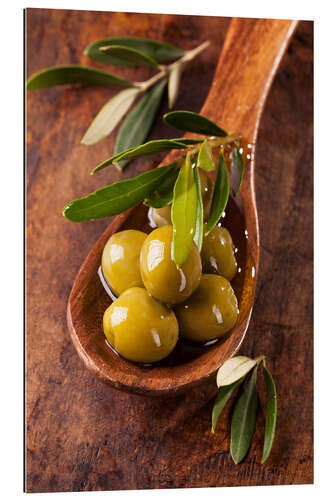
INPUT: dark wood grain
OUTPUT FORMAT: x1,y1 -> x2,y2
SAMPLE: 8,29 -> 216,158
25,9 -> 313,492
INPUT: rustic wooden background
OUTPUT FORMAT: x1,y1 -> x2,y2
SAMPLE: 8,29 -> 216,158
25,9 -> 313,492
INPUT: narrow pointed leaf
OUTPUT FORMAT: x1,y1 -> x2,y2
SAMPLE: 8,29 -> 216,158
231,368 -> 258,464
171,153 -> 198,266
231,145 -> 245,196
205,153 -> 230,234
63,164 -> 175,222
261,365 -> 277,463
99,45 -> 158,68
114,79 -> 167,170
92,139 -> 191,174
164,110 -> 227,137
217,356 -> 257,387
26,65 -> 133,90
193,162 -> 204,251
211,377 -> 244,433
197,139 -> 216,171
84,37 -> 184,66
81,87 -> 141,146
174,138 -> 202,145
144,163 -> 179,208
168,62 -> 182,108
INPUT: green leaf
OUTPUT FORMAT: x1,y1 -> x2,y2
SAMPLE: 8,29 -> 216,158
230,368 -> 258,464
216,356 -> 257,387
164,110 -> 227,137
114,80 -> 167,170
26,65 -> 133,90
193,162 -> 204,251
231,146 -> 245,196
261,364 -> 277,463
63,164 -> 175,222
197,139 -> 216,171
144,162 -> 179,208
168,62 -> 183,108
205,153 -> 230,234
84,37 -> 184,66
81,87 -> 141,146
174,138 -> 202,145
211,378 -> 244,433
92,139 -> 191,174
99,45 -> 159,68
171,153 -> 198,266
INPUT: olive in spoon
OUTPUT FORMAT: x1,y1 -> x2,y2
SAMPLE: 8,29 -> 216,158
67,17 -> 298,397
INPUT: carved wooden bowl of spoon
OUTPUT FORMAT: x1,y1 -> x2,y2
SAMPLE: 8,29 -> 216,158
67,18 -> 298,397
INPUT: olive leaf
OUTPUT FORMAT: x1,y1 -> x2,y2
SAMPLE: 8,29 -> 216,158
144,162 -> 179,208
197,139 -> 216,171
171,153 -> 197,266
231,145 -> 245,196
174,138 -> 202,145
205,152 -> 230,234
164,110 -> 227,137
211,377 -> 244,433
230,367 -> 258,464
26,65 -> 134,90
216,356 -> 257,387
84,37 -> 184,66
114,80 -> 167,170
99,45 -> 159,68
168,62 -> 183,109
63,163 -> 175,222
261,364 -> 277,463
193,162 -> 204,251
81,87 -> 141,146
92,139 -> 192,174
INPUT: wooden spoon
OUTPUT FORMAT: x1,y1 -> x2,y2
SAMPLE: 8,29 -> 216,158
67,18 -> 298,397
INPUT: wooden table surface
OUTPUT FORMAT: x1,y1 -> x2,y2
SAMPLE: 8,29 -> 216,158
25,9 -> 313,492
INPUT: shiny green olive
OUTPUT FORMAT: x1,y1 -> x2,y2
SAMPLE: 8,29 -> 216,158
201,225 -> 237,281
140,225 -> 202,305
150,170 -> 214,227
101,229 -> 147,297
175,274 -> 239,342
150,205 -> 172,227
103,287 -> 179,363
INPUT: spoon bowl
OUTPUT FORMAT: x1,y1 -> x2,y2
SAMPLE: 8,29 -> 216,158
67,18 -> 298,396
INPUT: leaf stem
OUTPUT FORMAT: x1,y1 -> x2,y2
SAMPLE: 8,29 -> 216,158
254,355 -> 265,365
134,40 -> 210,93
188,133 -> 241,158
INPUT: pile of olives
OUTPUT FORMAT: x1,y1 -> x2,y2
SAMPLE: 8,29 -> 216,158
102,171 -> 239,364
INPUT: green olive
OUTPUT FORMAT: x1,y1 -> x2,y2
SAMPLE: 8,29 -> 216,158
201,225 -> 237,281
175,274 -> 239,342
140,225 -> 202,305
101,229 -> 147,297
150,204 -> 172,227
103,287 -> 179,363
150,170 -> 214,227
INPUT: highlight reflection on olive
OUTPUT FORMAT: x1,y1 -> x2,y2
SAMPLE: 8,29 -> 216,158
201,225 -> 237,281
150,205 -> 172,227
103,287 -> 179,363
175,274 -> 239,342
101,229 -> 147,297
140,225 -> 202,305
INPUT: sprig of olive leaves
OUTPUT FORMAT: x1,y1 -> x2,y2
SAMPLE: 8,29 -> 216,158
63,111 -> 245,267
26,36 -> 209,169
212,355 -> 277,464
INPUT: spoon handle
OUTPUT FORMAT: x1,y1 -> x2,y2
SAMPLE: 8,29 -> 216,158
201,18 -> 298,143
